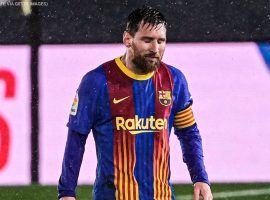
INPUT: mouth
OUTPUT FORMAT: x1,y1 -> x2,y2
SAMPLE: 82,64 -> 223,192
145,56 -> 159,61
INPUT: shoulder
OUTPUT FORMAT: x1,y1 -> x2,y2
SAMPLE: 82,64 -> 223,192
79,63 -> 108,92
81,58 -> 115,82
164,64 -> 193,111
83,64 -> 104,80
81,59 -> 116,83
163,63 -> 188,85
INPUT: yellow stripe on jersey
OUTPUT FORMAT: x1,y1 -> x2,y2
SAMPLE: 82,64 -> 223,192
174,106 -> 196,129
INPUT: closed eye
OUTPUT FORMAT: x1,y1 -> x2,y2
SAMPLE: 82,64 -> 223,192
158,39 -> 166,44
142,37 -> 153,43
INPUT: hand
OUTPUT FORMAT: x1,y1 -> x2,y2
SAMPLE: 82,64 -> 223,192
60,197 -> 76,200
193,182 -> 213,200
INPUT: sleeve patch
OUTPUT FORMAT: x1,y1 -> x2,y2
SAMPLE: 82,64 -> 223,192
70,92 -> 79,116
174,106 -> 196,129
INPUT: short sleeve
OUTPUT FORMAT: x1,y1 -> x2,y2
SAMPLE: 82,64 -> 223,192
171,68 -> 196,129
67,71 -> 99,134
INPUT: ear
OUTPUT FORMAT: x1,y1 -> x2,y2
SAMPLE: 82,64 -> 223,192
123,31 -> 133,48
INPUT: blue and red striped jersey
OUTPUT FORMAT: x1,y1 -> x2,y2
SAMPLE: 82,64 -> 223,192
58,57 -> 209,200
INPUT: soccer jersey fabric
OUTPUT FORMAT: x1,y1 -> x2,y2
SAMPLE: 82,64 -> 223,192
58,57 -> 209,200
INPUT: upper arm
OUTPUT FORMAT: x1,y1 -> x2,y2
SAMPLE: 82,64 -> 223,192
170,67 -> 196,130
67,70 -> 102,135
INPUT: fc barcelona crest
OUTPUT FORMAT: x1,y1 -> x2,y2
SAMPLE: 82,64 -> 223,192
158,90 -> 172,106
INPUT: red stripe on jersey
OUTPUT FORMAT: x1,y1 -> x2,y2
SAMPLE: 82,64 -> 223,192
153,63 -> 173,200
103,60 -> 139,200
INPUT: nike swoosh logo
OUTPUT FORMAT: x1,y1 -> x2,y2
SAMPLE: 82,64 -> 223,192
113,96 -> 130,104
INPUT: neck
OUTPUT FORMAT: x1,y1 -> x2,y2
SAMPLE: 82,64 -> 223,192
121,53 -> 146,75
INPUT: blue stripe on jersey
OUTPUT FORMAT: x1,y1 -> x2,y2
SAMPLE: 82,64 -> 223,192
91,66 -> 116,200
133,79 -> 155,200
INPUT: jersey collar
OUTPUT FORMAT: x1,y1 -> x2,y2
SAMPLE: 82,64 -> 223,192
115,57 -> 155,81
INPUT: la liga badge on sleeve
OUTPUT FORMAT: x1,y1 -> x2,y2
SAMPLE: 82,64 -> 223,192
70,92 -> 79,116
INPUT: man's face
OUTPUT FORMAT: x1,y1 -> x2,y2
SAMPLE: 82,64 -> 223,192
129,22 -> 167,73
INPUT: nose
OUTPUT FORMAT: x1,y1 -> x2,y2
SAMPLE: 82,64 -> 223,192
150,40 -> 159,53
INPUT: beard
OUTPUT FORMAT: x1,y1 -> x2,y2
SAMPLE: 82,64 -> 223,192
131,43 -> 161,74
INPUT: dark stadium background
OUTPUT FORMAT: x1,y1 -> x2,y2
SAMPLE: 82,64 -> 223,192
1,0 -> 270,44
0,0 -> 270,199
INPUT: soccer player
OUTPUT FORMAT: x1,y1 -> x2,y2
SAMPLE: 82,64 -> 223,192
58,6 -> 213,200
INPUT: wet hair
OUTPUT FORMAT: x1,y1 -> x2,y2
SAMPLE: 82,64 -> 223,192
126,5 -> 167,36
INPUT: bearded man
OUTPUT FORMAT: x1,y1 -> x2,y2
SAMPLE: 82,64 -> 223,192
58,5 -> 213,200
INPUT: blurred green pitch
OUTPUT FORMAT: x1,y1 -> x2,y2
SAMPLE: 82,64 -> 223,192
0,183 -> 270,199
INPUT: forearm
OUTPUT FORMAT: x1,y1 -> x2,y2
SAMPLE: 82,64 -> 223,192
58,129 -> 88,199
175,124 -> 210,185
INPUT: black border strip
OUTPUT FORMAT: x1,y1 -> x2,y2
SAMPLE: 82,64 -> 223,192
29,6 -> 41,184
